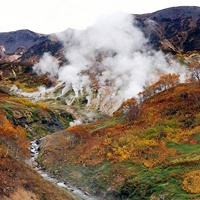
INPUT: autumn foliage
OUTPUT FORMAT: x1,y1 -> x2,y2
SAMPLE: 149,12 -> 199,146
40,76 -> 200,170
120,97 -> 142,121
138,73 -> 180,101
66,125 -> 91,147
67,125 -> 90,139
0,109 -> 29,159
37,68 -> 200,198
182,169 -> 200,194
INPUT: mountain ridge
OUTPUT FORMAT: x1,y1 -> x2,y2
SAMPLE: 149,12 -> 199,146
0,29 -> 47,54
135,6 -> 200,53
0,6 -> 199,64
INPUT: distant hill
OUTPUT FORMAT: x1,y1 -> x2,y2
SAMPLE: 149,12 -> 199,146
135,6 -> 200,53
0,29 -> 63,64
0,29 -> 47,54
0,6 -> 199,64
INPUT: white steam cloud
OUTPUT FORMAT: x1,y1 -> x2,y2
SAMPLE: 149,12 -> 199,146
33,52 -> 59,79
33,12 -> 185,114
69,119 -> 82,127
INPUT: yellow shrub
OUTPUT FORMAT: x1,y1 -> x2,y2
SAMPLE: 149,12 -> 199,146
182,169 -> 200,193
7,97 -> 35,107
7,97 -> 50,111
37,102 -> 50,111
22,87 -> 39,93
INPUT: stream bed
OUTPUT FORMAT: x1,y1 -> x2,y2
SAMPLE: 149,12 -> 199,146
29,139 -> 99,200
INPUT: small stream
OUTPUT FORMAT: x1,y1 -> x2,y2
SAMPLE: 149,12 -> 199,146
29,139 -> 98,200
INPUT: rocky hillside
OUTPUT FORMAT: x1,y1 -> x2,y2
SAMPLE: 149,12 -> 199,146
135,6 -> 200,53
0,30 -> 63,64
0,30 -> 47,54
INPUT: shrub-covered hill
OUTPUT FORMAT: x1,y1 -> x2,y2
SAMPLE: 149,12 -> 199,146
0,89 -> 73,140
37,80 -> 200,199
0,105 -> 77,200
0,155 -> 77,200
0,82 -> 77,199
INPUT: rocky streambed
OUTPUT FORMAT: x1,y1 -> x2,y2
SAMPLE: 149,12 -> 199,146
29,139 -> 99,200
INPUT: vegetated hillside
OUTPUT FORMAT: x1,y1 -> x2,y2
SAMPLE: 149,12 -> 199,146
0,97 -> 76,200
0,152 -> 76,200
0,82 -> 77,199
0,67 -> 73,139
37,67 -> 200,199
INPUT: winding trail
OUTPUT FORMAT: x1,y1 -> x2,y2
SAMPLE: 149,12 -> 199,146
29,139 -> 98,200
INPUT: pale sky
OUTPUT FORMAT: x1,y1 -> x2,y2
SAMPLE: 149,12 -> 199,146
1,0 -> 200,34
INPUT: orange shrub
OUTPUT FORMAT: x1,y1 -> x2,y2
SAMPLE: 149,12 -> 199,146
67,125 -> 90,139
0,111 -> 29,159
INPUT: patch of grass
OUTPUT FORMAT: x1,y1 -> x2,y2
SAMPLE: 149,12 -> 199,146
118,165 -> 200,200
86,117 -> 121,132
192,132 -> 200,141
6,97 -> 50,111
167,142 -> 200,154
